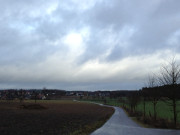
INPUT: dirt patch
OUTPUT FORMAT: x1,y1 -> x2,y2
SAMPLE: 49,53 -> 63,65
19,104 -> 47,110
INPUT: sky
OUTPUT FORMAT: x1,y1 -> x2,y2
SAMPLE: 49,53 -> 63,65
0,0 -> 180,90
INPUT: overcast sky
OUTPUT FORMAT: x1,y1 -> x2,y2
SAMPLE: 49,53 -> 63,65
0,0 -> 180,90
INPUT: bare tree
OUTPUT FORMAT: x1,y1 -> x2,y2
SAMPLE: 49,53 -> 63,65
147,74 -> 156,88
19,89 -> 25,103
158,59 -> 180,127
32,90 -> 38,103
141,88 -> 148,118
158,59 -> 180,85
127,91 -> 140,113
147,75 -> 160,121
141,75 -> 156,118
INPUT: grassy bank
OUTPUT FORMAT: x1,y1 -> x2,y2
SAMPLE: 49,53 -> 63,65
0,100 -> 114,135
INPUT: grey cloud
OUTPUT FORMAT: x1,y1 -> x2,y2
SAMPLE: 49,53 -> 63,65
0,1 -> 66,65
106,45 -> 124,61
79,0 -> 180,63
0,81 -> 141,90
0,0 -> 180,90
78,29 -> 112,63
0,25 -> 56,65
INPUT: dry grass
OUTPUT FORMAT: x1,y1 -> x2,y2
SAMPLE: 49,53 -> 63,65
0,100 -> 114,135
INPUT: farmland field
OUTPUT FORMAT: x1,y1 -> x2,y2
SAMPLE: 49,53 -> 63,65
0,100 -> 114,135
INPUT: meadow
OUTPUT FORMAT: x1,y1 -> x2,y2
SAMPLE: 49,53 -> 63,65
0,100 -> 114,135
136,100 -> 180,122
82,97 -> 180,126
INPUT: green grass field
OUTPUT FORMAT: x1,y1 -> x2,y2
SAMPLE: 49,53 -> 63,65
136,101 -> 180,122
81,97 -> 180,123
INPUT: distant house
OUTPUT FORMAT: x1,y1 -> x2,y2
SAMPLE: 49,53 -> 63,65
66,92 -> 75,96
76,93 -> 84,97
42,95 -> 46,100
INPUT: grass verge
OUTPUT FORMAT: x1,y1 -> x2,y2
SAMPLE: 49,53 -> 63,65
81,97 -> 180,129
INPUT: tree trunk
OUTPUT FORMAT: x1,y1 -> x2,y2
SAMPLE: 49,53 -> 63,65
153,99 -> 157,121
143,98 -> 146,117
173,98 -> 177,128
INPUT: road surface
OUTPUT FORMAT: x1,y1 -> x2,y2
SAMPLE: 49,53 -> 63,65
91,106 -> 180,135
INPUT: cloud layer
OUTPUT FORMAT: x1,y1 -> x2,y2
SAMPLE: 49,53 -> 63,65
0,0 -> 180,90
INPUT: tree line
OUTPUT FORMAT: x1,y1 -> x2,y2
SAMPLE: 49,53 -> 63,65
115,59 -> 180,128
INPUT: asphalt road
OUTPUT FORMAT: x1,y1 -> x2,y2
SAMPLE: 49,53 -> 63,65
91,106 -> 180,135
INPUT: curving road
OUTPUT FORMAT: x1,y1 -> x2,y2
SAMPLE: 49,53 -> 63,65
91,106 -> 180,135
